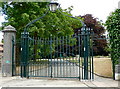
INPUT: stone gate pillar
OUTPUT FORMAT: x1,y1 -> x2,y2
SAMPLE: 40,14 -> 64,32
2,25 -> 16,77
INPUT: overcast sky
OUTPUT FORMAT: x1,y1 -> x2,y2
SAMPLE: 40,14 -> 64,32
0,0 -> 119,42
58,0 -> 119,22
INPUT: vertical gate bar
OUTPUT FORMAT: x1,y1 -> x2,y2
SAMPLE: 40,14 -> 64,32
42,38 -> 44,76
33,37 -> 35,76
68,36 -> 70,77
83,27 -> 86,80
32,37 -> 34,76
53,36 -> 55,77
81,33 -> 84,80
74,34 -> 77,78
91,31 -> 94,80
80,32 -> 82,79
50,35 -> 53,78
35,37 -> 36,77
41,37 -> 43,77
27,36 -> 29,78
28,38 -> 30,76
36,37 -> 38,76
35,38 -> 37,77
35,37 -> 37,76
43,37 -> 45,76
38,37 -> 39,76
40,38 -> 42,76
87,28 -> 89,80
88,28 -> 91,80
69,36 -> 71,77
78,32 -> 81,80
32,37 -> 33,76
83,27 -> 85,80
21,34 -> 23,77
72,35 -> 74,77
32,37 -> 35,76
63,36 -> 65,77
61,36 -> 63,77
74,35 -> 76,77
40,38 -> 41,76
47,38 -> 49,77
84,27 -> 87,80
45,38 -> 47,76
75,34 -> 77,78
23,35 -> 26,77
86,27 -> 89,79
88,28 -> 91,79
59,36 -> 62,77
21,33 -> 25,77
30,37 -> 32,76
41,38 -> 43,77
37,37 -> 38,76
29,37 -> 31,77
86,27 -> 88,79
55,36 -> 57,77
66,36 -> 67,77
34,37 -> 35,76
57,37 -> 59,77
45,37 -> 47,76
32,38 -> 34,76
30,38 -> 32,76
44,38 -> 46,76
12,37 -> 15,76
55,37 -> 57,77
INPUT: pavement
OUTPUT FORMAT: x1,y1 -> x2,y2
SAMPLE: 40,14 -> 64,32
0,74 -> 119,88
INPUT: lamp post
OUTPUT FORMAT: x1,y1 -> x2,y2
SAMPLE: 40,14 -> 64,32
49,2 -> 59,12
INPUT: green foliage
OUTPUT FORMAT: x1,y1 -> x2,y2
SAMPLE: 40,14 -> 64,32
105,9 -> 120,65
2,2 -> 82,39
2,2 -> 82,59
0,27 -> 2,30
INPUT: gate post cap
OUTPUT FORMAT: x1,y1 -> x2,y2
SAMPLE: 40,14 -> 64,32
118,1 -> 120,9
2,25 -> 16,32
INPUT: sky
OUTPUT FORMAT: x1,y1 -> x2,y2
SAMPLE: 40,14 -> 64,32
0,0 -> 119,42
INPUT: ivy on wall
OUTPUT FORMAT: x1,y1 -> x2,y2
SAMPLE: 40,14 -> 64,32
105,9 -> 120,79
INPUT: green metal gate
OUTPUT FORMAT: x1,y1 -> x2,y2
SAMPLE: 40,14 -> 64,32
14,27 -> 94,80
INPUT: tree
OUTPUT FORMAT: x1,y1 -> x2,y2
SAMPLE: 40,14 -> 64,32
105,9 -> 120,65
2,2 -> 82,39
105,9 -> 120,80
78,14 -> 108,56
2,2 -> 82,59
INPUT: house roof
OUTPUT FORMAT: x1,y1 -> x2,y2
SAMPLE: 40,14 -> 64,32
0,43 -> 3,46
0,43 -> 3,51
0,46 -> 3,51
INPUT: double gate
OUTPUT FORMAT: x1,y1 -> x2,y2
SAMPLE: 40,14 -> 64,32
12,27 -> 94,80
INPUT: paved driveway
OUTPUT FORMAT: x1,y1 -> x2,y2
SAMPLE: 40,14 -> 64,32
28,59 -> 92,79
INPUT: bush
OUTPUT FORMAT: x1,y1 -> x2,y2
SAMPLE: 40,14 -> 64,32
105,9 -> 120,65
